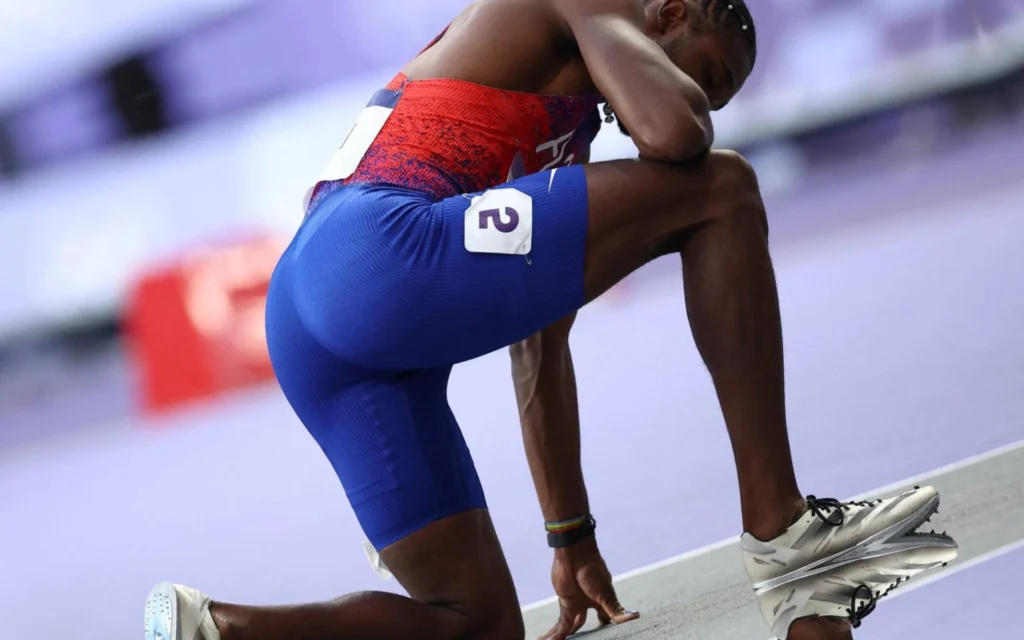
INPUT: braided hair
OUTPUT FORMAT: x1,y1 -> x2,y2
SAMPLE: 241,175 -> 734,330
604,0 -> 757,132
702,0 -> 756,64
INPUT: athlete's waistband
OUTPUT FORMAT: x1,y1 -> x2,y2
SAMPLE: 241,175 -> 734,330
306,179 -> 441,218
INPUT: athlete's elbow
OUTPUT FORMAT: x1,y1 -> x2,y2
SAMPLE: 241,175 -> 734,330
632,116 -> 712,163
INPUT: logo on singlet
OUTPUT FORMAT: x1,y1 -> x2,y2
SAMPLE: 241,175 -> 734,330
536,131 -> 576,172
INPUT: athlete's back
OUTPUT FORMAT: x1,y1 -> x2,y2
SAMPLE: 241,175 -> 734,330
307,0 -> 604,209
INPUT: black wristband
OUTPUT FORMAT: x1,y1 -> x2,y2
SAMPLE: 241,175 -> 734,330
546,515 -> 597,548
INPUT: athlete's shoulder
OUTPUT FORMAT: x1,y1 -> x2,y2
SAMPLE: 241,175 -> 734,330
461,0 -> 574,48
404,0 -> 585,94
550,0 -> 646,26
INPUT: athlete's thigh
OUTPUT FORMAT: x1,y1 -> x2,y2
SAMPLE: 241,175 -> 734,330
417,165 -> 591,363
297,367 -> 489,549
414,152 -> 760,357
299,367 -> 519,632
580,149 -> 764,301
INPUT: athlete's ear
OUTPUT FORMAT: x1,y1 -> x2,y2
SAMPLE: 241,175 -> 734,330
656,0 -> 690,34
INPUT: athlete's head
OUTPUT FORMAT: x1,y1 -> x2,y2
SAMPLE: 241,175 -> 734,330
645,0 -> 757,110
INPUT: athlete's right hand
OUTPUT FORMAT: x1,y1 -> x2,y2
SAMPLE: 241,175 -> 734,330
539,537 -> 640,640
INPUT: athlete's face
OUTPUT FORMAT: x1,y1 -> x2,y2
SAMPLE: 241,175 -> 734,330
648,0 -> 754,110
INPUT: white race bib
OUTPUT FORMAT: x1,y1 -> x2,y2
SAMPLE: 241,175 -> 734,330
302,104 -> 394,211
464,188 -> 533,255
318,105 -> 394,183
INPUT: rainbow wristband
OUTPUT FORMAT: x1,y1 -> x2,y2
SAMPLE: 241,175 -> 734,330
545,515 -> 597,548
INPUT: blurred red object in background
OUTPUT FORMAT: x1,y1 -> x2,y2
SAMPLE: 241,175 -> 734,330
126,234 -> 287,414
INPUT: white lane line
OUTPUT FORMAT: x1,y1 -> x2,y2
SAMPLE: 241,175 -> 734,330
883,537 -> 1024,604
856,438 -> 1024,502
522,438 -> 1024,614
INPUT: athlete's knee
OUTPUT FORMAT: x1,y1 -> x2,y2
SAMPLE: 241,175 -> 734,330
493,609 -> 526,640
706,149 -> 769,236
707,150 -> 762,204
455,570 -> 525,640
448,597 -> 523,640
471,605 -> 525,640
705,149 -> 755,187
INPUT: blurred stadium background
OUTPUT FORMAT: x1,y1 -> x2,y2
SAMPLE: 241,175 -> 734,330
1,1 -> 1023,638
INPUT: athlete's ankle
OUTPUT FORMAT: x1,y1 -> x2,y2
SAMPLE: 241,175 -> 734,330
209,602 -> 240,640
745,496 -> 807,541
787,616 -> 854,640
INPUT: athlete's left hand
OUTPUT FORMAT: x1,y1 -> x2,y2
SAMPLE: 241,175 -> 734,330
539,537 -> 640,640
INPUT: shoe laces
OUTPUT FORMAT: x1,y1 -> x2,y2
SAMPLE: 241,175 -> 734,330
806,496 -> 882,527
846,576 -> 909,629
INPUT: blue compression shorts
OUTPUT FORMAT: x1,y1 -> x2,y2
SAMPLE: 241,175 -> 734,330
265,166 -> 589,549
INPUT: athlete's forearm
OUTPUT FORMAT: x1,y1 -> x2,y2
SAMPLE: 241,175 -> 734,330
557,0 -> 713,161
510,314 -> 590,522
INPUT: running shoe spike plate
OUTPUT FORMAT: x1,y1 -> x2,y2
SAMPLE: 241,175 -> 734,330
758,540 -> 958,639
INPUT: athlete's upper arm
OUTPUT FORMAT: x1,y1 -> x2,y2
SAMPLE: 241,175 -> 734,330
554,0 -> 712,161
